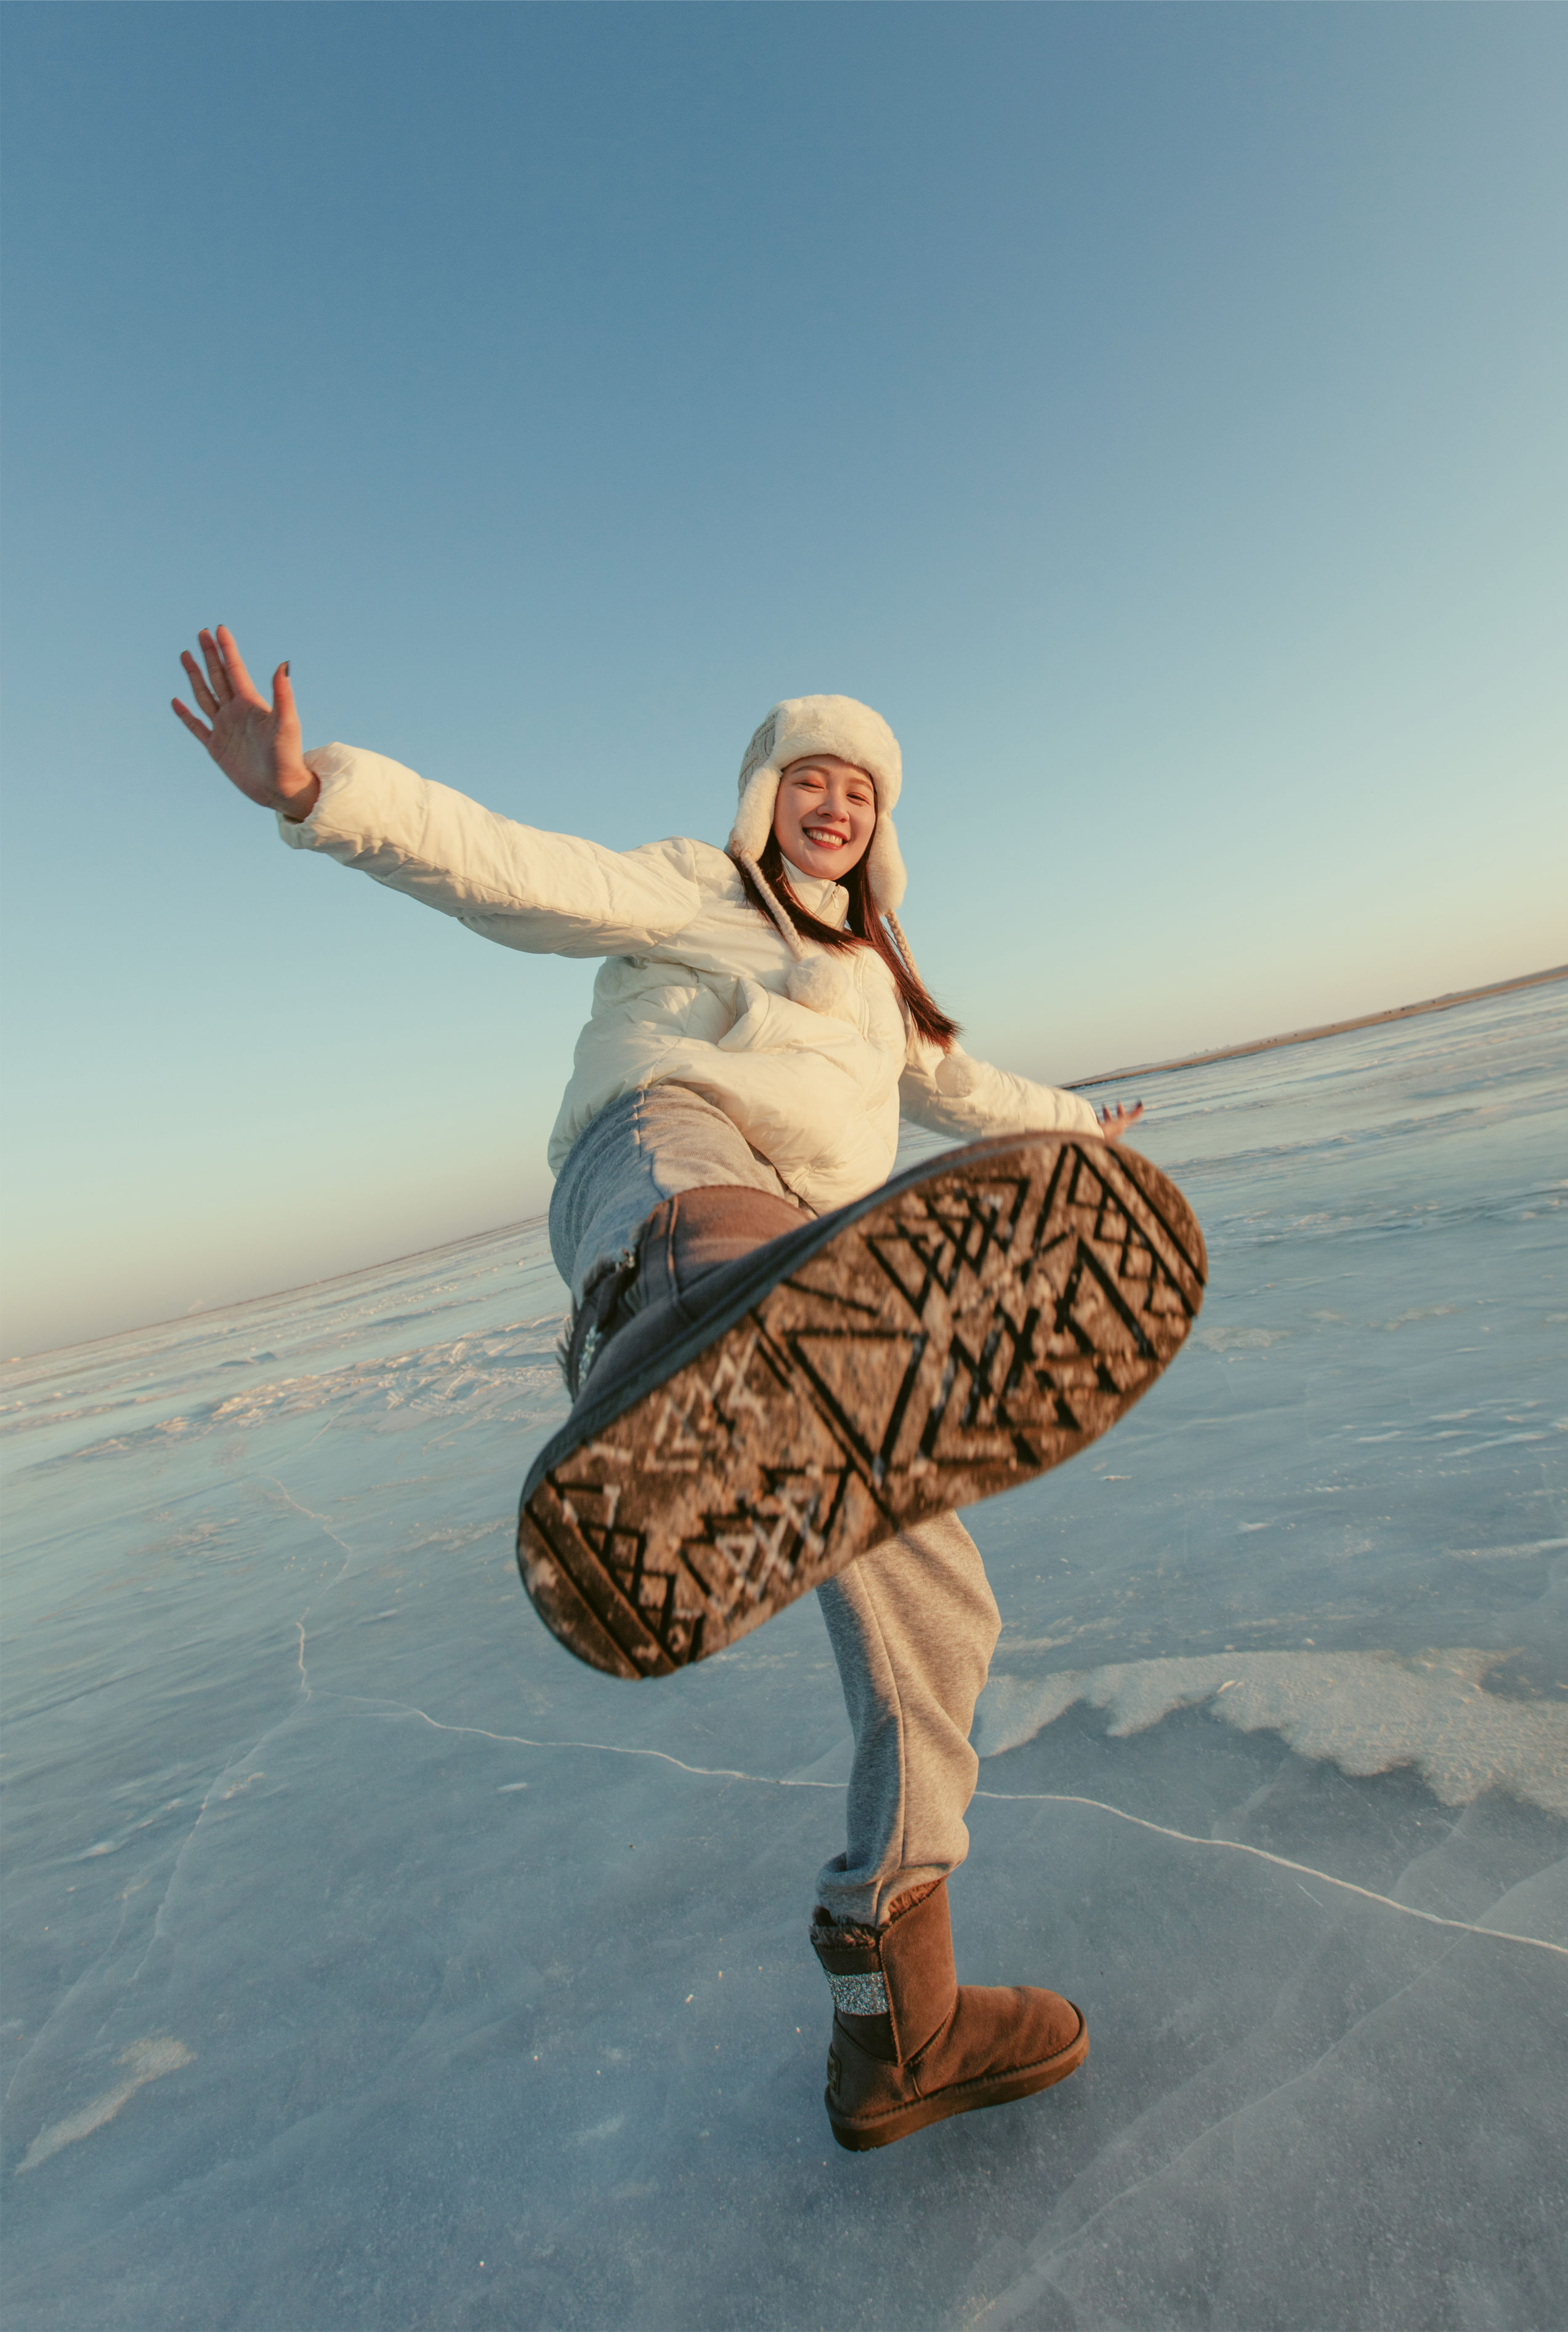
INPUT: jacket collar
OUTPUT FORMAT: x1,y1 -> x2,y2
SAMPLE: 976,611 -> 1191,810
781,857 -> 849,929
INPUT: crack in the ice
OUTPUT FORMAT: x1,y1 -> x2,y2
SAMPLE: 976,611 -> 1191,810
377,1704 -> 1567,1961
971,1785 -> 1568,1959
0,1871 -> 148,2115
386,1702 -> 850,1787
123,1717 -> 302,1991
121,1473 -> 358,1986
7,1470 -> 363,2081
254,1473 -> 359,1696
257,1472 -> 358,1569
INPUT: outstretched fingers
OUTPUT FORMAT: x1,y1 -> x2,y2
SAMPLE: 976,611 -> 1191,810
196,628 -> 233,703
191,623 -> 264,709
177,623 -> 273,750
212,623 -> 264,704
171,695 -> 213,743
1096,1099 -> 1146,1145
180,648 -> 219,716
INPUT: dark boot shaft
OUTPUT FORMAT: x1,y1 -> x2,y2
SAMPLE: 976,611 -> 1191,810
568,1184 -> 812,1406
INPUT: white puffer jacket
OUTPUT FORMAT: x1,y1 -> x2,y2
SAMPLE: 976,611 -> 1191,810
281,743 -> 1101,1211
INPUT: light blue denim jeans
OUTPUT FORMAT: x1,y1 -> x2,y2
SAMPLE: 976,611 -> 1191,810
551,1082 -> 1001,1926
549,1084 -> 801,1303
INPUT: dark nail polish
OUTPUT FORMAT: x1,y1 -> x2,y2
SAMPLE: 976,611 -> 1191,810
283,662 -> 291,676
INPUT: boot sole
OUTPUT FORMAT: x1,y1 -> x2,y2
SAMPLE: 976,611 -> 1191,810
826,2010 -> 1090,2152
519,1133 -> 1205,1677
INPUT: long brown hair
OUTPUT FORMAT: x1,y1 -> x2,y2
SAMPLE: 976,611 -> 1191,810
737,832 -> 960,1052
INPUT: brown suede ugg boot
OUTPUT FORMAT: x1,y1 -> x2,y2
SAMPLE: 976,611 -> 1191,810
810,1880 -> 1088,2152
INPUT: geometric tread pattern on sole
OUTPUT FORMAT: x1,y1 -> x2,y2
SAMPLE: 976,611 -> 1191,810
519,1138 -> 1206,1679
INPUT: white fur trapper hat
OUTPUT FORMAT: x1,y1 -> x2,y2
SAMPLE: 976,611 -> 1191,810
727,694 -> 936,1029
729,695 -> 908,913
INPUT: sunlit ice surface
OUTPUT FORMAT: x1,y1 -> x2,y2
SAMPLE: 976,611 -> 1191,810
2,986 -> 1564,2331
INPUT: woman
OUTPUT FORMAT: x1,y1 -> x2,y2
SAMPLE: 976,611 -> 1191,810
173,625 -> 1141,2150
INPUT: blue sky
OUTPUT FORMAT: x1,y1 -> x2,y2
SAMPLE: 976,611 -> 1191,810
2,2 -> 1564,1356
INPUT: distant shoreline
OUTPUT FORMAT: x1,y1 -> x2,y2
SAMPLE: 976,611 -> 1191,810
10,959 -> 1566,1365
1069,962 -> 1568,1091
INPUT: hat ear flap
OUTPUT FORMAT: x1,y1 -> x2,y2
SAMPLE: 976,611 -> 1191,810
866,814 -> 907,913
729,765 -> 780,860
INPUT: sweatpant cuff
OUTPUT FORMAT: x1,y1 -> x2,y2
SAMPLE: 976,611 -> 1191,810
814,1854 -> 962,1930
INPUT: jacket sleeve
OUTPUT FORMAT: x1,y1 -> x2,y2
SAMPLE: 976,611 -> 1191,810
899,1034 -> 1102,1142
277,742 -> 704,958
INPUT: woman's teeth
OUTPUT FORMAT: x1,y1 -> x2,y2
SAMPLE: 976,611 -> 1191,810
804,828 -> 845,848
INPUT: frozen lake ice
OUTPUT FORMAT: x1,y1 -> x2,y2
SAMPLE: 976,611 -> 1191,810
3,982 -> 1565,2331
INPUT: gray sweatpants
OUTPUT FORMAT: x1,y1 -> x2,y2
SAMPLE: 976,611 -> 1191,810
550,1085 -> 1001,1927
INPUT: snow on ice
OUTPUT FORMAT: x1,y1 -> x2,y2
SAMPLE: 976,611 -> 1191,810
2,983 -> 1564,2330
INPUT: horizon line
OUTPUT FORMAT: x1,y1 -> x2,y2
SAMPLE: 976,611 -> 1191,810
1067,960 -> 1567,1088
9,959 -> 1564,1366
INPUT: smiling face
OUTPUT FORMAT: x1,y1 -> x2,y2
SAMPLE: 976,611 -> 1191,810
772,755 -> 878,881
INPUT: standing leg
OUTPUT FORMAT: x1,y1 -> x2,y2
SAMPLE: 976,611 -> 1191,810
809,1516 -> 1086,2152
814,1512 -> 1000,1929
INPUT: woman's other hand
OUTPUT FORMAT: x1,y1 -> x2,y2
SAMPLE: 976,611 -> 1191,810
172,625 -> 320,821
1097,1101 -> 1144,1144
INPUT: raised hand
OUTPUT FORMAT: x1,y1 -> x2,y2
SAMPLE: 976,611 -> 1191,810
171,625 -> 319,820
1097,1101 -> 1144,1145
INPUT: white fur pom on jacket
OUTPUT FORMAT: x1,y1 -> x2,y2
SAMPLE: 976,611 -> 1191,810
281,744 -> 1101,1212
